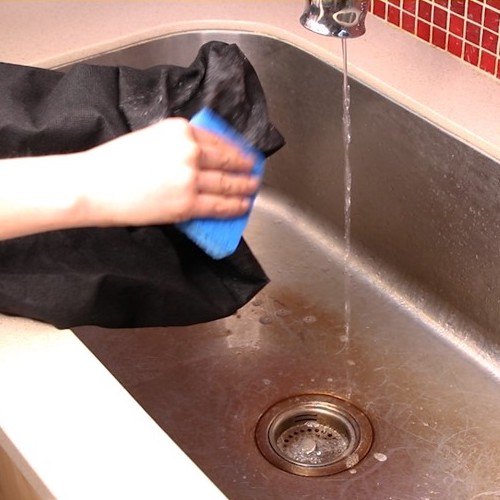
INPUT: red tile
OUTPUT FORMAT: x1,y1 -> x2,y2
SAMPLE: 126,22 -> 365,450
480,51 -> 496,75
484,8 -> 500,32
447,34 -> 463,57
465,22 -> 481,45
464,43 -> 480,65
402,12 -> 417,33
388,4 -> 401,26
417,20 -> 431,42
367,0 -> 500,80
402,0 -> 417,14
482,30 -> 499,54
433,6 -> 448,29
418,1 -> 433,22
449,14 -> 465,36
432,27 -> 447,49
467,1 -> 484,24
450,0 -> 466,16
372,0 -> 387,18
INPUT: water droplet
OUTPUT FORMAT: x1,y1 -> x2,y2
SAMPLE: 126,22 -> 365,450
252,298 -> 263,307
303,315 -> 317,324
259,315 -> 273,325
275,308 -> 291,317
374,452 -> 387,462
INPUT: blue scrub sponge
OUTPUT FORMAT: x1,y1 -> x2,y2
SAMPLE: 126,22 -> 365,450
176,108 -> 265,259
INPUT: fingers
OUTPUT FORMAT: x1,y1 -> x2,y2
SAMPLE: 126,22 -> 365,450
189,193 -> 252,219
188,124 -> 260,218
196,170 -> 260,197
190,125 -> 255,172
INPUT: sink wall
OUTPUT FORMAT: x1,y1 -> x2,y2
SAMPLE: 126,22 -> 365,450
0,445 -> 39,500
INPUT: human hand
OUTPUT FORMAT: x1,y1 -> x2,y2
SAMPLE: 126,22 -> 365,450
81,117 -> 260,227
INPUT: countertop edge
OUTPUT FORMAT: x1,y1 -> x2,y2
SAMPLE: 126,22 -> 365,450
0,315 -> 226,499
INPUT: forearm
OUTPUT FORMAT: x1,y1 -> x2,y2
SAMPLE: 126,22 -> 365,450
0,119 -> 258,241
0,152 -> 91,240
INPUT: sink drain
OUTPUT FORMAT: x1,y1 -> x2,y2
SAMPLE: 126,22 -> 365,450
255,394 -> 373,477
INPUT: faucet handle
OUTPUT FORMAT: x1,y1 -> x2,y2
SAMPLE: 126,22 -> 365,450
300,0 -> 369,38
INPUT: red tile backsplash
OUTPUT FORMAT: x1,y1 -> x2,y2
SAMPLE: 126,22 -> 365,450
418,1 -> 433,21
448,33 -> 463,56
369,0 -> 500,78
388,4 -> 402,23
449,13 -> 465,36
482,29 -> 499,52
372,0 -> 387,17
402,11 -> 417,30
466,21 -> 481,44
403,0 -> 418,13
467,1 -> 483,22
450,0 -> 466,15
484,8 -> 500,31
465,42 -> 480,64
432,5 -> 448,28
480,48 -> 496,70
432,26 -> 447,47
417,18 -> 432,40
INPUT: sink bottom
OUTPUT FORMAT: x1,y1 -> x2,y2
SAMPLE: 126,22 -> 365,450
74,190 -> 500,499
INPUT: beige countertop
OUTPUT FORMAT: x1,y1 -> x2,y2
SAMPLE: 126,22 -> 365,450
0,1 -> 498,498
0,315 -> 225,500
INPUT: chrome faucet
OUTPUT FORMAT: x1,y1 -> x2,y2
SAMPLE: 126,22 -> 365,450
300,0 -> 369,38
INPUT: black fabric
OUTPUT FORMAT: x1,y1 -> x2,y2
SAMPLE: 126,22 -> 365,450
0,41 -> 284,157
0,41 -> 285,329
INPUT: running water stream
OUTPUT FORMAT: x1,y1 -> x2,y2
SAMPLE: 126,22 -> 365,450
341,38 -> 352,342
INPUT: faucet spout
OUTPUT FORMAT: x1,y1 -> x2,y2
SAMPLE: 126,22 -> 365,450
300,0 -> 369,38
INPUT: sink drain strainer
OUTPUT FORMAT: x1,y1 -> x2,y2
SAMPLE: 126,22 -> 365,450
255,394 -> 373,477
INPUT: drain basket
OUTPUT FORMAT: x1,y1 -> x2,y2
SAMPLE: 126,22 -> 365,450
255,394 -> 373,477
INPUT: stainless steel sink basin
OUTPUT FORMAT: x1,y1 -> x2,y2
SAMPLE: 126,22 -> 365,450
71,31 -> 500,499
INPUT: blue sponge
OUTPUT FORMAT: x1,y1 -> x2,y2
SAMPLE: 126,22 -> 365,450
176,108 -> 265,259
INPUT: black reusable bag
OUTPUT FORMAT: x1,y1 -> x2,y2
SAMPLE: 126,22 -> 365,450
0,41 -> 285,328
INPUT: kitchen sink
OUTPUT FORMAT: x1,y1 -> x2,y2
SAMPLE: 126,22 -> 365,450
70,30 -> 500,499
